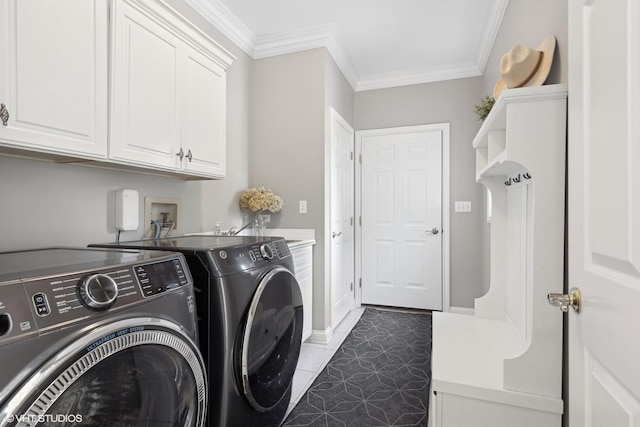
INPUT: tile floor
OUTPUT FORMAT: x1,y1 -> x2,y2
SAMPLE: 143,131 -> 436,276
285,307 -> 366,418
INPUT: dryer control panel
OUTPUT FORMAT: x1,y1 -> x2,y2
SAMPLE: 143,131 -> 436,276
209,239 -> 292,277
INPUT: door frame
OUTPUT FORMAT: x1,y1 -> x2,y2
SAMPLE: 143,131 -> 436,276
324,107 -> 356,333
355,123 -> 451,311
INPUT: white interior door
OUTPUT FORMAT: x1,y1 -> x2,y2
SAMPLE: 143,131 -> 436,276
360,126 -> 443,311
568,0 -> 640,425
329,108 -> 355,329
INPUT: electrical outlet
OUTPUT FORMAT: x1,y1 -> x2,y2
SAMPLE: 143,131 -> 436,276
299,200 -> 308,214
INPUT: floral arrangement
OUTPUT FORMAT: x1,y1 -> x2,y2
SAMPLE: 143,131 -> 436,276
239,187 -> 283,213
473,95 -> 495,121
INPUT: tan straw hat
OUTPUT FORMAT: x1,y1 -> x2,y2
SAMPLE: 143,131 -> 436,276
493,35 -> 556,99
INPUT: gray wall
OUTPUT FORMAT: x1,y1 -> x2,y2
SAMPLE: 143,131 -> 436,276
481,0 -> 568,97
0,0 -> 253,252
478,0 -> 568,293
0,0 -> 569,313
250,48 -> 355,331
355,77 -> 486,308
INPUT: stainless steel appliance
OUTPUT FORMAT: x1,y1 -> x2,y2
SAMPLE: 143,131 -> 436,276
0,248 -> 207,426
91,236 -> 303,427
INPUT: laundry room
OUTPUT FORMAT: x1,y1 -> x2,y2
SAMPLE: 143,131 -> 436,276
3,0 -> 636,426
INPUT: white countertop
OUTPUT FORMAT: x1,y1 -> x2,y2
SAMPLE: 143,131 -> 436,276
188,228 -> 316,248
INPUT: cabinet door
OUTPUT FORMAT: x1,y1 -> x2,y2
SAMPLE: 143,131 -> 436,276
181,47 -> 226,178
291,246 -> 313,341
109,0 -> 180,170
0,0 -> 108,158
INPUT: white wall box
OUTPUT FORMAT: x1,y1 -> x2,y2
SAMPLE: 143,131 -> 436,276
0,0 -> 109,159
109,0 -> 235,179
429,84 -> 568,427
289,241 -> 314,342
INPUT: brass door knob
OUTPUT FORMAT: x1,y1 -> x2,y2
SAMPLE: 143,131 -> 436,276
547,287 -> 582,313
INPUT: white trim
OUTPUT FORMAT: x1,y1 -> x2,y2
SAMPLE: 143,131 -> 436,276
130,0 -> 236,67
185,0 -> 256,55
184,0 -> 509,91
355,123 -> 451,312
326,107 -> 356,331
253,24 -> 360,91
474,0 -> 510,73
308,327 -> 333,345
449,306 -> 475,315
355,63 -> 483,92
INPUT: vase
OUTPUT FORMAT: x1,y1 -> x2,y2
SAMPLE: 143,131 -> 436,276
254,213 -> 267,237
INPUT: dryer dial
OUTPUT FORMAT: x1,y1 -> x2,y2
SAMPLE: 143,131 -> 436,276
79,274 -> 118,310
260,244 -> 275,260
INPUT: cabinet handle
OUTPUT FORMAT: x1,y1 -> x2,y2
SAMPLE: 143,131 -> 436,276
186,149 -> 193,162
0,104 -> 9,126
176,148 -> 184,160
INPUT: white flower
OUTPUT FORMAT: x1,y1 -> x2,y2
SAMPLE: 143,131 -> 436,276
239,187 -> 283,213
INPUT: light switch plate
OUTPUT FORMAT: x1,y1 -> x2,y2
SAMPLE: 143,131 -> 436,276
299,200 -> 308,214
455,201 -> 472,212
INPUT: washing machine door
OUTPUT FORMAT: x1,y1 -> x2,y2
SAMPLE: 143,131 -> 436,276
241,266 -> 303,412
0,318 -> 207,427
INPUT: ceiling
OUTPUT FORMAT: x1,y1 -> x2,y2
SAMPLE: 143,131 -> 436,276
186,0 -> 509,91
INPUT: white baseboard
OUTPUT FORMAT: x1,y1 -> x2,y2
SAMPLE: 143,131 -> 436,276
308,326 -> 333,344
449,306 -> 475,315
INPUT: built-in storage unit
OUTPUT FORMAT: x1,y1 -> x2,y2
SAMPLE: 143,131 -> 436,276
288,240 -> 315,342
109,0 -> 233,178
429,84 -> 568,427
0,0 -> 109,159
0,0 -> 234,180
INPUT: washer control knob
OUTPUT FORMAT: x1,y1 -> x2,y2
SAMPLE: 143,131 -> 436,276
79,274 -> 118,310
260,244 -> 275,260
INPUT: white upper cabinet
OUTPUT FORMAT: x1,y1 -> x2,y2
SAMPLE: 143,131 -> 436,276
181,47 -> 227,177
109,0 -> 233,178
0,0 -> 109,159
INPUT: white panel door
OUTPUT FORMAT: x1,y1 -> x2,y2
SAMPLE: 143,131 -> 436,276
181,46 -> 226,177
109,0 -> 180,170
568,0 -> 640,425
361,127 -> 442,310
330,108 -> 355,329
0,0 -> 108,158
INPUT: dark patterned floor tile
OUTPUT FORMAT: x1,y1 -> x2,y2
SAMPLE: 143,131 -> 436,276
283,308 -> 432,427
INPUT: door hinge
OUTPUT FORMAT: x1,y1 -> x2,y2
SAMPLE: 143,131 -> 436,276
359,216 -> 362,226
350,151 -> 354,160
359,153 -> 362,164
359,278 -> 362,288
350,282 -> 353,291
350,217 -> 353,226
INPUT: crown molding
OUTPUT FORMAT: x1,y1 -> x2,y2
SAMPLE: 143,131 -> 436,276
186,0 -> 508,91
355,63 -> 484,92
253,24 -> 359,89
185,0 -> 256,55
475,0 -> 510,73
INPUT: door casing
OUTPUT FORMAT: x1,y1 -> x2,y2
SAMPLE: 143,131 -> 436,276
355,123 -> 451,311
